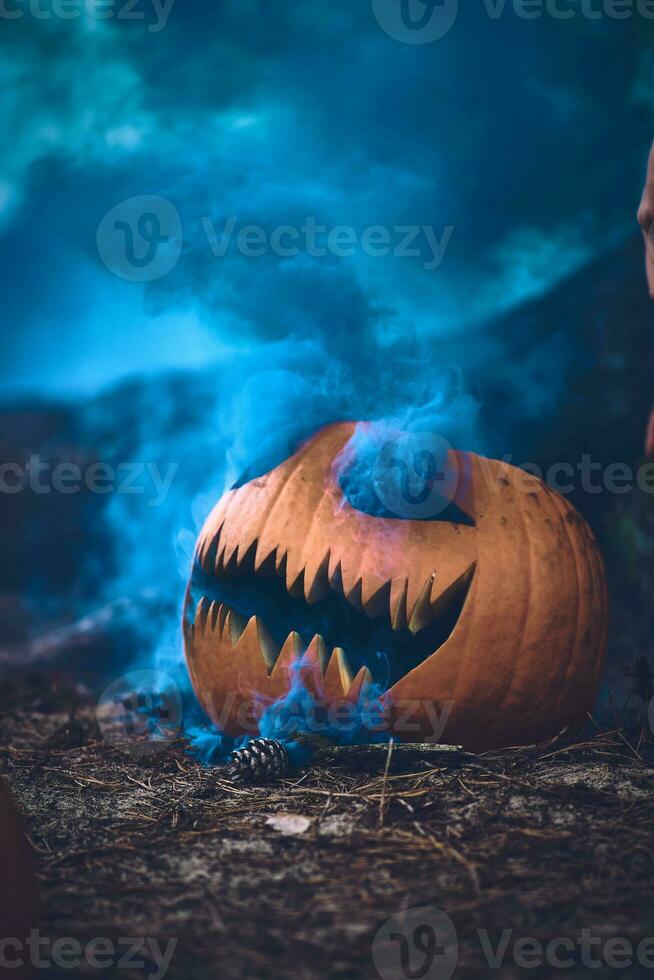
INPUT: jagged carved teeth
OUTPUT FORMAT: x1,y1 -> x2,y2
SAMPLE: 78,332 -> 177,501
197,527 -> 468,636
195,596 -> 317,666
193,596 -> 365,688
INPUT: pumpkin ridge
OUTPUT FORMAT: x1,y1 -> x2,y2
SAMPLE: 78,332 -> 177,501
252,458 -> 306,570
435,455 -> 493,721
548,489 -> 584,723
482,477 -> 535,745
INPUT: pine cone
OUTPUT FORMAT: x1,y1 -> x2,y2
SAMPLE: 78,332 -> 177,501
226,738 -> 290,785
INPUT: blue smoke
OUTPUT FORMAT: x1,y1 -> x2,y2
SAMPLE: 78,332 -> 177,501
88,342 -> 483,762
1,0 -> 651,751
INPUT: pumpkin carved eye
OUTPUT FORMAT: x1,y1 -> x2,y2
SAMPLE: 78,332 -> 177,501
339,484 -> 476,526
336,425 -> 476,525
184,421 -> 608,751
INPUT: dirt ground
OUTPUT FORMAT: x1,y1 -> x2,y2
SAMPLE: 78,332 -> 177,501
2,668 -> 654,980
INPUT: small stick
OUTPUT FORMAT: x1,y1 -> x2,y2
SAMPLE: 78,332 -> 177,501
378,739 -> 395,829
289,732 -> 466,768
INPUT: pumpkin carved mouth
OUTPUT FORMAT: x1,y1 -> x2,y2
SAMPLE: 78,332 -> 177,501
187,532 -> 476,691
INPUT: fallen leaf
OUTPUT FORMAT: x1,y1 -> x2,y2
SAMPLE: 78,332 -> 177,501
265,813 -> 314,836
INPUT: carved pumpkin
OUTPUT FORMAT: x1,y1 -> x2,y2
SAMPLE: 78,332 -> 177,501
184,422 -> 607,750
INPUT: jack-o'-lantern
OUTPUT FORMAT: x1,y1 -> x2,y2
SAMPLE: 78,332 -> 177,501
184,422 -> 607,751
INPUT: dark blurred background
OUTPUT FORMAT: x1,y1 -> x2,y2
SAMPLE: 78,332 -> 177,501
1,0 -> 653,713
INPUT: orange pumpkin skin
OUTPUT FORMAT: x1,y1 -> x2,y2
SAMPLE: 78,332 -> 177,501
184,422 -> 608,751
